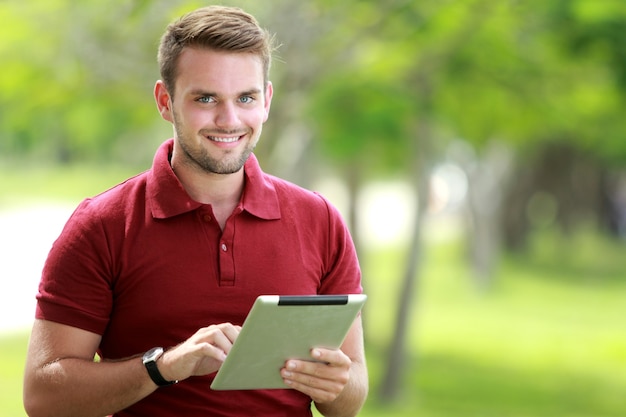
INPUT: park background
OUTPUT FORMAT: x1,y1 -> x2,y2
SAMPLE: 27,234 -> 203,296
1,0 -> 625,415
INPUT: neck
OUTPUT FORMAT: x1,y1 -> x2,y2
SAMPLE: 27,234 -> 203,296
171,158 -> 245,229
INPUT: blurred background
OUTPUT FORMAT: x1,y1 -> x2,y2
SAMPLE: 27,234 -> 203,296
1,0 -> 625,415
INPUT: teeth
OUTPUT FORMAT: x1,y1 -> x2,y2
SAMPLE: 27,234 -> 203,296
209,136 -> 240,143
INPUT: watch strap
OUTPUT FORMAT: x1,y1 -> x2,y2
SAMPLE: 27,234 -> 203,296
143,348 -> 178,387
145,360 -> 177,386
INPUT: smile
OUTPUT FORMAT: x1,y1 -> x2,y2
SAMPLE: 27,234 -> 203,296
208,136 -> 241,143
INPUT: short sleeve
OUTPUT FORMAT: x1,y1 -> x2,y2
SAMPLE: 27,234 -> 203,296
35,199 -> 114,335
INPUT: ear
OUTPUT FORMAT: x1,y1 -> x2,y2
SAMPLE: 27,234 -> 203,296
154,80 -> 174,123
263,81 -> 273,123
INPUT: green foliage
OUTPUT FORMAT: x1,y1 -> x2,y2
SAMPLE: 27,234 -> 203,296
0,0 -> 168,164
308,73 -> 414,176
2,0 -> 626,169
305,0 -> 626,174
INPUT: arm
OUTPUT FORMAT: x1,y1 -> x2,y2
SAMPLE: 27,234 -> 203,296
23,319 -> 152,417
23,319 -> 240,417
281,316 -> 368,417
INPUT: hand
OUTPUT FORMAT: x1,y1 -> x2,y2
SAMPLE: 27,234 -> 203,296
159,323 -> 241,382
280,348 -> 352,404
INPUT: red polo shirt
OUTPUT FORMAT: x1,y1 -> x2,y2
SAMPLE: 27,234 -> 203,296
36,139 -> 362,417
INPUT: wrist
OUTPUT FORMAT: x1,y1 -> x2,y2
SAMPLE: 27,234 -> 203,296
142,347 -> 178,387
156,348 -> 178,382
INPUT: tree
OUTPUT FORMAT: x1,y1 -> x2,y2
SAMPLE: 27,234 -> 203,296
0,0 -> 181,165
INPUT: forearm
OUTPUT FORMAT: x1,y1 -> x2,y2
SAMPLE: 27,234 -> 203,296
24,356 -> 156,417
315,360 -> 369,417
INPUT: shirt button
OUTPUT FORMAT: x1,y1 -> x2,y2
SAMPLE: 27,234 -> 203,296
221,243 -> 228,252
202,214 -> 212,222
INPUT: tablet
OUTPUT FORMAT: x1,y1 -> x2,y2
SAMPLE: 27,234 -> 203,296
210,294 -> 367,390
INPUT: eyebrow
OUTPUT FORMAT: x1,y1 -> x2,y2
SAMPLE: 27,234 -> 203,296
190,88 -> 263,97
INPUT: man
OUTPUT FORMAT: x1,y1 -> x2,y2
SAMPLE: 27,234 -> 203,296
23,5 -> 367,417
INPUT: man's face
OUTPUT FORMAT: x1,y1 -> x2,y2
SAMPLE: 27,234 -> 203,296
157,47 -> 273,175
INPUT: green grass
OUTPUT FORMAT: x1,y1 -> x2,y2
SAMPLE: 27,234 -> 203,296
2,165 -> 625,416
0,332 -> 29,416
0,163 -> 139,207
356,232 -> 626,417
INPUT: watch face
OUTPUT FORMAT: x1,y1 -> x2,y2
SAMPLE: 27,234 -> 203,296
143,347 -> 164,363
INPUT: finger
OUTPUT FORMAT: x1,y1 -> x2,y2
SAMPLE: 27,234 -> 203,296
285,380 -> 342,403
282,359 -> 350,385
310,348 -> 351,367
164,323 -> 242,380
207,329 -> 237,355
196,323 -> 239,343
198,342 -> 228,362
193,324 -> 240,356
219,323 -> 241,345
281,368 -> 345,404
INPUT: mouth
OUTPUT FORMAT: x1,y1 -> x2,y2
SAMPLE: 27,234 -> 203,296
207,135 -> 243,143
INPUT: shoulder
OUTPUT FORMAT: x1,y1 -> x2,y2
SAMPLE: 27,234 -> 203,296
69,171 -> 149,227
244,156 -> 340,222
266,173 -> 332,209
262,173 -> 346,227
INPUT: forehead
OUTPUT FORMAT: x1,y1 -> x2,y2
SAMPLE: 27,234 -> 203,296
175,47 -> 264,95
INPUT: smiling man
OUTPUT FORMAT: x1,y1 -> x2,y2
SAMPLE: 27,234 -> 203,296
23,6 -> 367,417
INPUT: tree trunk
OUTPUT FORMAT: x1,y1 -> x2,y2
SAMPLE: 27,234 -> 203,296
379,83 -> 433,400
464,142 -> 513,289
378,163 -> 429,402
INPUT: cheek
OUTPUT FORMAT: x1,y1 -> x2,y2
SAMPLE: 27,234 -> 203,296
178,106 -> 208,128
247,108 -> 270,128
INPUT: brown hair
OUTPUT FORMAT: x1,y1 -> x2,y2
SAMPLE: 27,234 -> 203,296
158,6 -> 274,98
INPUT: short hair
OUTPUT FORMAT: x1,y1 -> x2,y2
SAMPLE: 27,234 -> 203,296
158,6 -> 274,98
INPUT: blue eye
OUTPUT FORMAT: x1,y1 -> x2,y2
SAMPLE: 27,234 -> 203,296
239,96 -> 254,104
197,96 -> 214,104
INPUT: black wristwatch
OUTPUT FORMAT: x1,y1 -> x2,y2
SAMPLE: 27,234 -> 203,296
142,347 -> 178,387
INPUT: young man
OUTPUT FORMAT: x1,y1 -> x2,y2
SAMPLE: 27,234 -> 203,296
23,6 -> 367,417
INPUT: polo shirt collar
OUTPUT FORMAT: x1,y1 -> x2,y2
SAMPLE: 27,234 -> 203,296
147,139 -> 281,221
241,153 -> 281,220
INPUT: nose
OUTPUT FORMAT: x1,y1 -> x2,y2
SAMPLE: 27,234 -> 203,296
214,101 -> 239,129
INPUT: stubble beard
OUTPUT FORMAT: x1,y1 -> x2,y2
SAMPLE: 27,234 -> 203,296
173,116 -> 257,175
